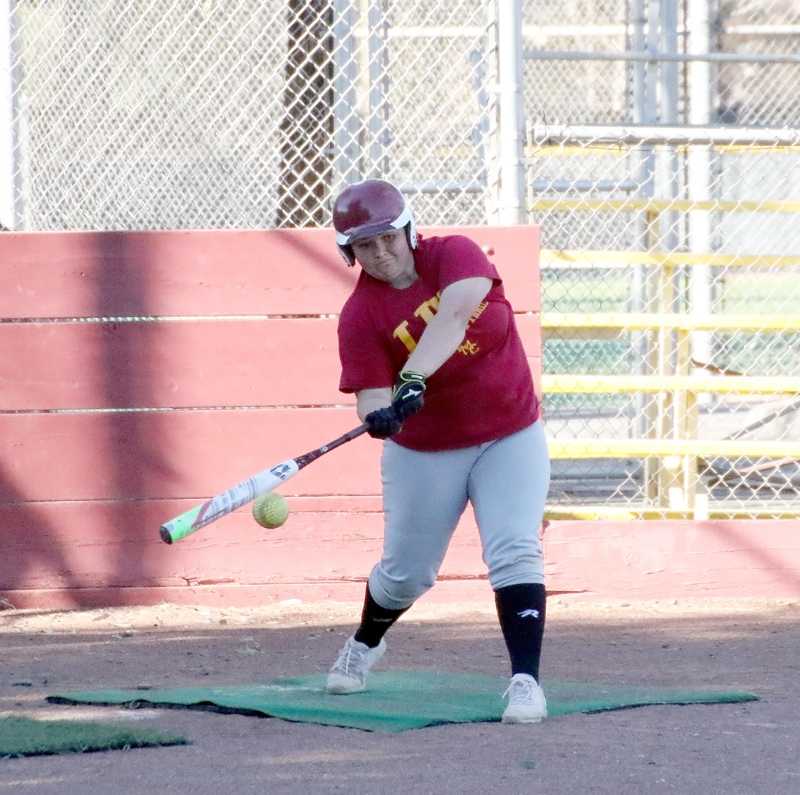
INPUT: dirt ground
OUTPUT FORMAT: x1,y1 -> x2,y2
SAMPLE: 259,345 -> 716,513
1,595 -> 799,795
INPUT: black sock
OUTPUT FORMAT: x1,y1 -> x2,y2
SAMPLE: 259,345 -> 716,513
353,585 -> 409,648
494,583 -> 546,680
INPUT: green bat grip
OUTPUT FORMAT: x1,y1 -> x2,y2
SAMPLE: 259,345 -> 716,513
159,506 -> 203,545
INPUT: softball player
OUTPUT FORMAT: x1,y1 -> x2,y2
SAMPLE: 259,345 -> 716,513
326,179 -> 550,723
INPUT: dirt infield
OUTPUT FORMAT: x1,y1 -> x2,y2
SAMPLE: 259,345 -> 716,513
1,596 -> 798,794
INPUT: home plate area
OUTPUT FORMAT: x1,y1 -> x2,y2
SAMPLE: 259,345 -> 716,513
49,670 -> 757,733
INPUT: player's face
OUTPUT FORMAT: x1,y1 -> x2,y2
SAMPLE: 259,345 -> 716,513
352,229 -> 416,288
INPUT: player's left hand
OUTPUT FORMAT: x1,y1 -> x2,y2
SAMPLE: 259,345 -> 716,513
365,406 -> 403,439
392,370 -> 426,420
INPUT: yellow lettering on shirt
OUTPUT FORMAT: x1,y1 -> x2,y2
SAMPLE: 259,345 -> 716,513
414,294 -> 441,323
393,320 -> 417,353
458,339 -> 480,356
394,294 -> 483,356
469,301 -> 488,325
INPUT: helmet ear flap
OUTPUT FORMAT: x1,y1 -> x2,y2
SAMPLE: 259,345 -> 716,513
337,244 -> 356,266
405,218 -> 418,251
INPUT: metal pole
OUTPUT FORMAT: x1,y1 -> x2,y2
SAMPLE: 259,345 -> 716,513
496,0 -> 526,224
0,0 -> 20,229
687,0 -> 714,370
630,0 -> 652,448
645,0 -> 659,122
660,1 -> 679,124
632,0 -> 656,239
529,123 -> 800,147
366,0 -> 389,176
521,49 -> 800,65
658,0 -> 680,270
645,0 -> 666,500
332,0 -> 360,191
473,3 -> 500,223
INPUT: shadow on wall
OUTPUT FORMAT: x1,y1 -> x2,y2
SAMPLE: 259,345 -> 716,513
1,227 -> 361,609
93,232 -> 167,603
1,232 -> 173,607
269,226 -> 356,287
0,472 -> 85,607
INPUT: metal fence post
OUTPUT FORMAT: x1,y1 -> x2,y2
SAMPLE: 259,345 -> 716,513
366,0 -> 390,177
687,0 -> 714,368
0,0 -> 20,230
332,0 -> 361,192
496,0 -> 526,225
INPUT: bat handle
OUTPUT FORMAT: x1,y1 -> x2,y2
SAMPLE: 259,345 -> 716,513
295,423 -> 369,469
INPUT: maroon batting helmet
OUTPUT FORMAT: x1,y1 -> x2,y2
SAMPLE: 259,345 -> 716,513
332,179 -> 417,266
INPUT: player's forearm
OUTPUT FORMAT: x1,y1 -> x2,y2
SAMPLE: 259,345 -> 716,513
402,312 -> 471,377
356,387 -> 392,421
403,276 -> 492,377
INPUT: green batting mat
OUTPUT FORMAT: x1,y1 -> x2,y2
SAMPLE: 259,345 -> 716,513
48,671 -> 757,733
0,716 -> 188,758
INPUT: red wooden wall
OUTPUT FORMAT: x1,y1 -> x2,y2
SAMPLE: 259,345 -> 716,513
2,227 -> 798,609
0,227 -> 541,608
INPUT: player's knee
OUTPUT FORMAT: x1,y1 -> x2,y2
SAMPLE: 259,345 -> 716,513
386,573 -> 434,605
370,567 -> 434,609
487,552 -> 544,590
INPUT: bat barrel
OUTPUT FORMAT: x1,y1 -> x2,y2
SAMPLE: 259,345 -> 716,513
158,425 -> 366,544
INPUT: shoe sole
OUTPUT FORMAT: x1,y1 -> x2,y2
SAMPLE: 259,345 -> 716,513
502,703 -> 547,724
502,713 -> 546,724
326,677 -> 366,695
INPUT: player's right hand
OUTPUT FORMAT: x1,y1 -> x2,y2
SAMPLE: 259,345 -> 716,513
364,406 -> 403,439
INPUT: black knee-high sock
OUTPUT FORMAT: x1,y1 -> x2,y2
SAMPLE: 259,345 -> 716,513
494,583 -> 546,679
353,585 -> 409,648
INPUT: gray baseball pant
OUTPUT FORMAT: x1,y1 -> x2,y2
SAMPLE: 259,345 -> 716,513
368,420 -> 550,611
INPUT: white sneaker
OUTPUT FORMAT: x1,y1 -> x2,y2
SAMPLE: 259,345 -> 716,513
326,635 -> 386,694
502,673 -> 548,723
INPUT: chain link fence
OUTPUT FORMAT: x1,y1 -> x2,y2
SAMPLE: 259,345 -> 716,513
3,0 -> 799,518
3,0 -> 501,229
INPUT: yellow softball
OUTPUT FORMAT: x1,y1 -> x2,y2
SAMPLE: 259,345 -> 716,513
251,492 -> 289,529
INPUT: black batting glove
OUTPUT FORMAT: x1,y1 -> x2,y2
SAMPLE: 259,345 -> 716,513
392,371 -> 426,421
365,406 -> 403,439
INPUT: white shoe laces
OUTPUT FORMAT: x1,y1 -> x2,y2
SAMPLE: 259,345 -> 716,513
333,639 -> 369,676
503,675 -> 538,704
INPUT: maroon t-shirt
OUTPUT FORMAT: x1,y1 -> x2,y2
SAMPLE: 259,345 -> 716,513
338,234 -> 539,451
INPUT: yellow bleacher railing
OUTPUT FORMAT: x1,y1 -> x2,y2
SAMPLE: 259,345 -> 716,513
538,247 -> 800,520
